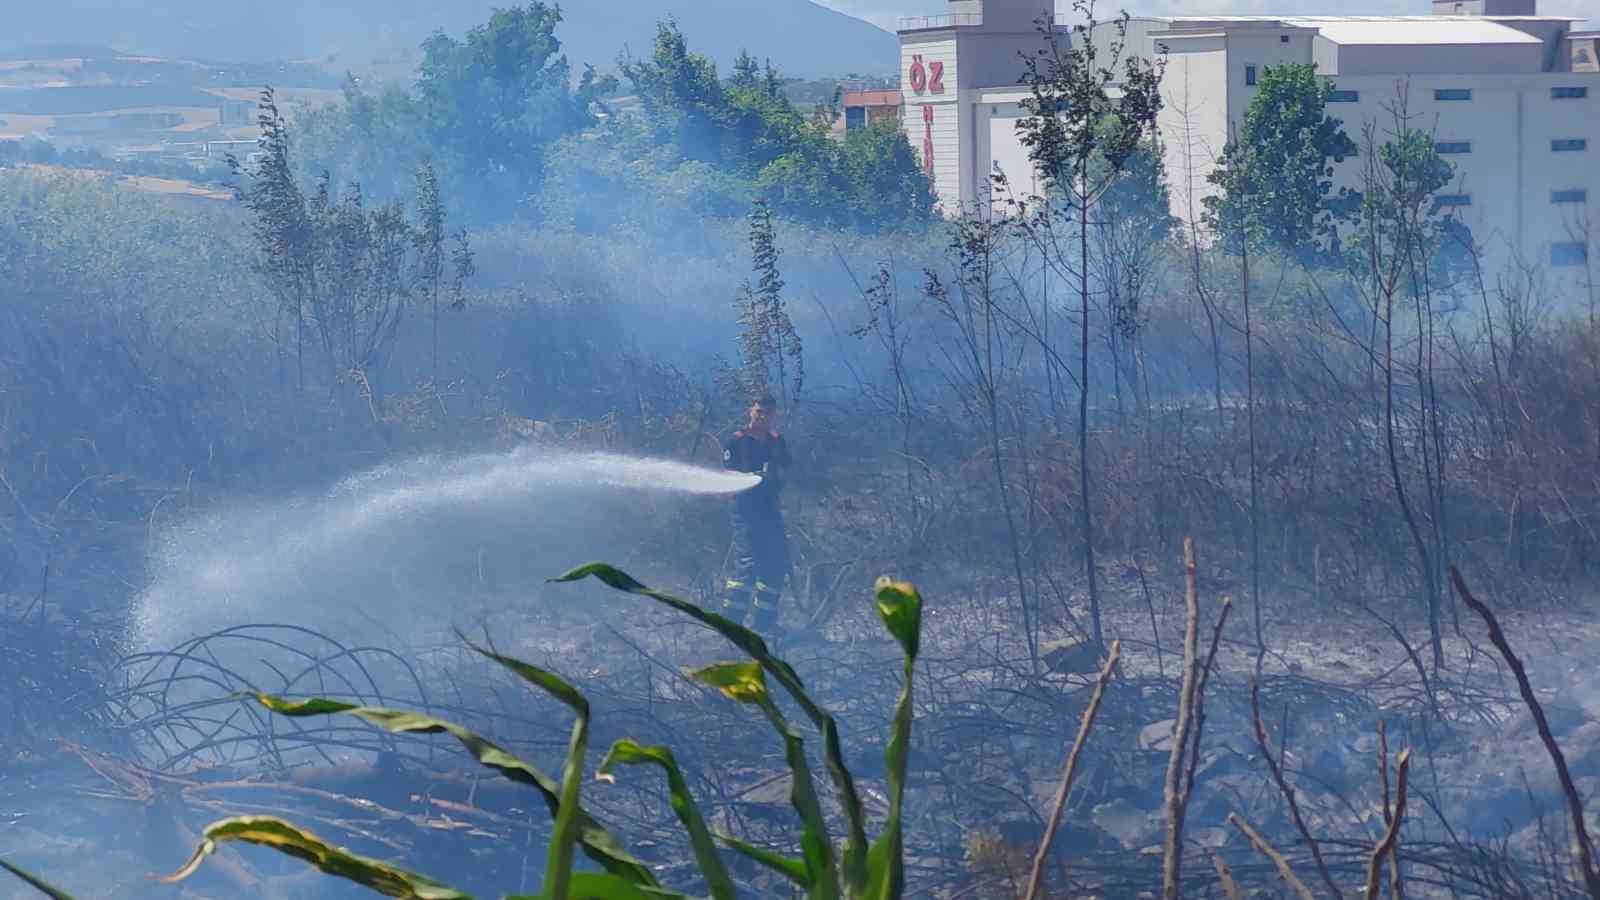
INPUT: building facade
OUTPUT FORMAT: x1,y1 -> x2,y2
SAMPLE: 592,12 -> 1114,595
897,0 -> 1598,295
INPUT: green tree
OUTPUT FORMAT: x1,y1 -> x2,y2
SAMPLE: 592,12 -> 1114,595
417,1 -> 614,217
1203,63 -> 1358,262
295,2 -> 612,222
621,20 -> 932,233
622,21 -> 732,165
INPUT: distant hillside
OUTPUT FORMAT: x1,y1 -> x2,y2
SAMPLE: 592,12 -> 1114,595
8,0 -> 898,80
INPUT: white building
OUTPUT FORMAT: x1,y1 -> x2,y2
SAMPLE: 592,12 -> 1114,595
898,0 -> 1598,291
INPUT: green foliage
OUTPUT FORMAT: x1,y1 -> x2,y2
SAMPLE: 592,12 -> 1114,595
161,817 -> 472,898
554,562 -> 925,898
0,566 -> 929,899
246,694 -> 659,885
295,2 -> 612,221
1202,63 -> 1358,261
690,660 -> 841,897
293,8 -> 927,233
1353,125 -> 1473,290
597,741 -> 739,900
620,21 -> 933,233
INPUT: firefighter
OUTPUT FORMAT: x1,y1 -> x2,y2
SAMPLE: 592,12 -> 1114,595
722,392 -> 792,636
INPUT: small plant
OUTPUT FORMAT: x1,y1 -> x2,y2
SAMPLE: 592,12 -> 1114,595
0,565 -> 923,900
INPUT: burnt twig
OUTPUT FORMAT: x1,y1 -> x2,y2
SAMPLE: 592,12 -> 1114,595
1451,565 -> 1600,899
1251,676 -> 1344,898
1229,811 -> 1318,900
1162,537 -> 1202,900
1023,639 -> 1121,900
1364,746 -> 1411,900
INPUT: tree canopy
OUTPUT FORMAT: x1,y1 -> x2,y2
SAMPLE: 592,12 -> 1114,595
619,21 -> 934,233
1202,63 -> 1358,261
289,10 -> 931,234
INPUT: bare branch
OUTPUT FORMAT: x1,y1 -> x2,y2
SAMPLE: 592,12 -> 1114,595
1024,640 -> 1122,900
1229,812 -> 1318,900
1251,677 -> 1344,898
1451,566 -> 1600,898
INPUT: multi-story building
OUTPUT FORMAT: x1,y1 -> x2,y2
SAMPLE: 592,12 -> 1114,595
897,0 -> 1597,295
832,88 -> 905,137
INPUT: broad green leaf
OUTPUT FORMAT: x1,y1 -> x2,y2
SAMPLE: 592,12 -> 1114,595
250,694 -> 654,887
715,831 -> 809,885
873,577 -> 922,661
687,661 -> 769,705
464,642 -> 590,900
554,563 -> 870,890
0,857 -> 79,900
159,816 -> 469,898
691,663 -> 836,898
865,578 -> 925,900
596,740 -> 737,900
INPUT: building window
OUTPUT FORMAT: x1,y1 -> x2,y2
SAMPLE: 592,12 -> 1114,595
1435,88 -> 1472,101
1327,89 -> 1360,102
1435,141 -> 1472,154
1552,189 -> 1588,203
1246,65 -> 1257,86
1552,242 -> 1589,267
1433,194 -> 1472,209
1552,86 -> 1588,99
1280,34 -> 1290,43
1552,139 -> 1588,152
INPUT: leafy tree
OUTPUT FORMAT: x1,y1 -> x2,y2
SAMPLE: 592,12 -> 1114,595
416,2 -> 614,217
621,20 -> 932,233
295,79 -> 429,207
295,2 -> 612,222
1203,63 -> 1358,262
622,21 -> 733,165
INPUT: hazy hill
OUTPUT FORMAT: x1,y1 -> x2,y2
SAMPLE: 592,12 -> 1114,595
7,0 -> 898,79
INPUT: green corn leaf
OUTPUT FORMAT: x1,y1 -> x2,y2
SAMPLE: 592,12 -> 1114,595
864,578 -> 925,900
159,816 -> 469,898
689,662 -> 838,899
689,660 -> 770,705
0,857 -> 80,900
873,577 -> 922,662
554,563 -> 870,891
714,831 -> 810,885
463,643 -> 590,900
250,694 -> 654,887
596,740 -> 737,900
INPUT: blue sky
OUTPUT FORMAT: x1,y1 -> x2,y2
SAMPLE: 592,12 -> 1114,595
816,0 -> 1596,32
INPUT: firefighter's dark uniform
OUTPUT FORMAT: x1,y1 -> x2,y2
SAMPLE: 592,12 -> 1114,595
722,427 -> 792,633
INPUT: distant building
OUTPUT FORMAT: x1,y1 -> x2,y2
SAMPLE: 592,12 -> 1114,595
219,99 -> 255,127
839,89 -> 904,134
897,0 -> 1598,296
203,139 -> 257,159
